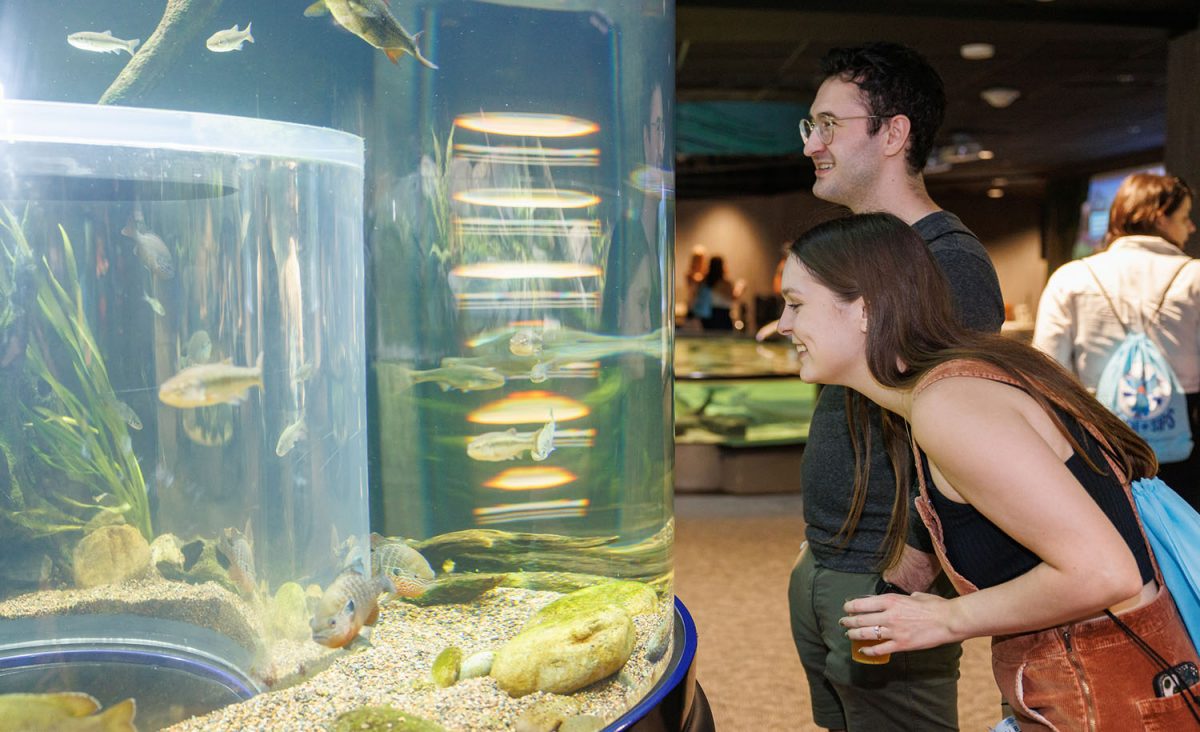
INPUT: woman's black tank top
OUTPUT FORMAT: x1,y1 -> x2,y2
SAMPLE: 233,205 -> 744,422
923,409 -> 1155,589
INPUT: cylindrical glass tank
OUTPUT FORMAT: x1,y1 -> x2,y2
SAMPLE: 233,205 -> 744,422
0,102 -> 367,727
0,1 -> 675,729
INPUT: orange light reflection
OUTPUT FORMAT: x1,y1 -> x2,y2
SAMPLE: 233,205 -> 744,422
452,188 -> 600,209
450,262 -> 602,280
468,391 -> 589,425
454,113 -> 599,138
484,466 -> 577,491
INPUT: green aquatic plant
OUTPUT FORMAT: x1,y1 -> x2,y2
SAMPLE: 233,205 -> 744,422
0,206 -> 151,539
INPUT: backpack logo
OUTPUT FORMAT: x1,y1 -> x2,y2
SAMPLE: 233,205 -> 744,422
1116,358 -> 1173,420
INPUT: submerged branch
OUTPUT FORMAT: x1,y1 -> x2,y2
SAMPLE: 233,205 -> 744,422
99,0 -> 225,106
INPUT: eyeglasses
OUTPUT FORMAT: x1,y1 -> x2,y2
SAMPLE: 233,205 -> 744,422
799,115 -> 894,145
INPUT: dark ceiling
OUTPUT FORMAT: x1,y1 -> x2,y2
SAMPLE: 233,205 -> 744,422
674,0 -> 1200,198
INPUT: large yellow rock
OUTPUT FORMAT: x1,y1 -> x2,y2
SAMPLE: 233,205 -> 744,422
72,525 -> 151,588
491,604 -> 635,697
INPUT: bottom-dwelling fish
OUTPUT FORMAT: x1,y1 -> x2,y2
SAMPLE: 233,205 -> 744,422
310,568 -> 397,648
0,692 -> 136,732
466,414 -> 555,462
215,521 -> 257,597
369,537 -> 435,599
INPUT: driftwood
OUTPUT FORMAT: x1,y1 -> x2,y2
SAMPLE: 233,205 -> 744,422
99,0 -> 225,105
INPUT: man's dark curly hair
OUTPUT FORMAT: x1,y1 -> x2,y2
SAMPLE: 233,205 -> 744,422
819,42 -> 946,175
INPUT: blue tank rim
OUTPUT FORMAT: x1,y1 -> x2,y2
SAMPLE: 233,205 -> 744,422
0,645 -> 260,700
606,596 -> 700,731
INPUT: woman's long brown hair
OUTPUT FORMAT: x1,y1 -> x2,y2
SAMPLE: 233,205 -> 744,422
790,213 -> 1158,571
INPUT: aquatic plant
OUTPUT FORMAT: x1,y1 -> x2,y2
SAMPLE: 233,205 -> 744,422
0,206 -> 151,539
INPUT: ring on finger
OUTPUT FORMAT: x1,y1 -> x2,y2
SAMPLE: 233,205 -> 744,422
873,624 -> 883,641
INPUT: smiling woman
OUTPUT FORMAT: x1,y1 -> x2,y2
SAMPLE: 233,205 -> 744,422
787,212 -> 1200,730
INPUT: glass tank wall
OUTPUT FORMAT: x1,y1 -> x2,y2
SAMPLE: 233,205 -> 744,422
0,1 -> 674,730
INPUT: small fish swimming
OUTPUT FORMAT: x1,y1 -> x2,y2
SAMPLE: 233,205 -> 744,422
275,414 -> 307,456
398,363 -> 505,392
121,219 -> 175,279
216,521 -> 257,597
106,395 -> 142,431
0,692 -> 137,732
370,537 -> 434,599
509,329 -> 544,357
159,353 -> 263,408
184,329 -> 213,366
304,0 -> 437,69
310,568 -> 396,648
206,22 -> 254,52
142,291 -> 164,316
466,414 -> 555,462
67,31 -> 140,56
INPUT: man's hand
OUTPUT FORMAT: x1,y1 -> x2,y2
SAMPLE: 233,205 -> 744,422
883,544 -> 941,593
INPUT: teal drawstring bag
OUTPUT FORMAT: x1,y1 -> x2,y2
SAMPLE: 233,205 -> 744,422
1132,476 -> 1200,652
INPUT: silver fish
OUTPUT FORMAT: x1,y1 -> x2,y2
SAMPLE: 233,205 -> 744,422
142,292 -> 164,317
275,415 -> 307,457
466,414 -> 555,462
206,23 -> 254,52
67,31 -> 140,55
184,330 -> 213,366
304,0 -> 437,69
399,363 -> 505,392
310,568 -> 396,648
108,396 -> 142,431
121,219 -> 174,279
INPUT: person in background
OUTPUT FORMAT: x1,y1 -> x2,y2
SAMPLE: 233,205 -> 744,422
781,212 -> 1200,731
1034,173 -> 1200,508
692,256 -> 743,331
682,245 -> 708,327
788,42 -> 1004,732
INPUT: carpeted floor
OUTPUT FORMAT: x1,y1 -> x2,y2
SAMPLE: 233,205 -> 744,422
674,493 -> 1002,731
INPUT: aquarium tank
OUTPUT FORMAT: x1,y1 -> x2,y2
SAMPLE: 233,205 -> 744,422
0,1 -> 675,730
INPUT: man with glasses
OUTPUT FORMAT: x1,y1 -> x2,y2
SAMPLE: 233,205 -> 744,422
787,42 -> 1004,731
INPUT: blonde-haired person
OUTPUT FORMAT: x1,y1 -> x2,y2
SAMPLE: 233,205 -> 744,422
780,212 -> 1200,730
1034,173 -> 1200,508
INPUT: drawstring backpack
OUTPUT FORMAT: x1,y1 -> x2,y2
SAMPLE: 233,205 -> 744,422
1087,261 -> 1194,463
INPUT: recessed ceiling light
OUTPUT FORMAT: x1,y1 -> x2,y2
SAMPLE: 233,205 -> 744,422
987,187 -> 1005,199
960,43 -> 995,61
980,87 -> 1021,108
978,150 -> 995,160
1116,73 -> 1136,84
991,177 -> 1009,186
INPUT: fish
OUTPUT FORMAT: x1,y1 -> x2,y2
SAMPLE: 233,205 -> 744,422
67,31 -> 140,56
293,358 -> 316,383
304,0 -> 438,69
397,363 -> 505,392
369,538 -> 434,599
275,414 -> 307,456
215,521 -> 257,597
108,396 -> 143,431
206,22 -> 254,52
310,568 -> 397,648
120,219 -> 175,279
158,352 -> 263,408
466,413 -> 555,462
509,329 -> 544,357
142,292 -> 165,317
184,330 -> 213,366
0,692 -> 137,731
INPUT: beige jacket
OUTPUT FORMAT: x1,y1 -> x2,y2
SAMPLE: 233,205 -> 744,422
1033,235 -> 1200,392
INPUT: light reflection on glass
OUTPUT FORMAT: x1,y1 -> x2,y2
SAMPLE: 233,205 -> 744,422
450,262 -> 601,280
474,498 -> 590,525
452,188 -> 600,208
484,466 -> 577,490
468,391 -> 588,424
453,143 -> 600,167
454,112 -> 599,138
453,217 -> 601,238
454,292 -> 601,311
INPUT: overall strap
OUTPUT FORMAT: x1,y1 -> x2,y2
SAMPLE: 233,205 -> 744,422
908,359 -> 1166,590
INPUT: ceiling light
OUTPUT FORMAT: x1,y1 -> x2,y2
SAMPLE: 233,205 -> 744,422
1116,73 -> 1135,84
991,177 -> 1009,186
980,87 -> 1021,109
987,188 -> 1005,199
977,150 -> 995,160
960,43 -> 995,61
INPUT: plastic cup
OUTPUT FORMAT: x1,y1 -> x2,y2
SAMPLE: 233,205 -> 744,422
847,594 -> 891,665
